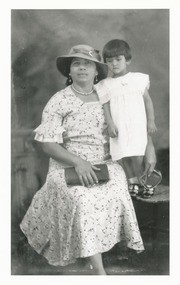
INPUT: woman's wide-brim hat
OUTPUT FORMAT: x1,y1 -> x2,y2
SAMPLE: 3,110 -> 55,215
56,44 -> 108,81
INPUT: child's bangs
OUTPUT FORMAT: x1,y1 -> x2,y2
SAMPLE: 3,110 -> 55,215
105,48 -> 122,59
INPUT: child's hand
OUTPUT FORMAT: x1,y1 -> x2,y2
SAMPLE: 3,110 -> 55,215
62,131 -> 68,142
147,120 -> 157,134
107,122 -> 118,138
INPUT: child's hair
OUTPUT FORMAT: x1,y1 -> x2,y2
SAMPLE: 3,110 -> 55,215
102,39 -> 132,62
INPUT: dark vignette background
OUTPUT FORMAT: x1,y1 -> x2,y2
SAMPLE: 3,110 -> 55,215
11,9 -> 169,275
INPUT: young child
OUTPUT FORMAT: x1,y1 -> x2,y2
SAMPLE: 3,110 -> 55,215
96,39 -> 157,198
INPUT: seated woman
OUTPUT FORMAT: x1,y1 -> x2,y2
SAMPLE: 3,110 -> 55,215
20,44 -> 156,275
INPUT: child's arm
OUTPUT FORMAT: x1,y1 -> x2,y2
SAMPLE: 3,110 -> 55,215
143,88 -> 157,134
103,102 -> 118,138
143,134 -> 157,176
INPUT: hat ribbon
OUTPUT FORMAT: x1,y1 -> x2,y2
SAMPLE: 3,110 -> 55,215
72,47 -> 100,60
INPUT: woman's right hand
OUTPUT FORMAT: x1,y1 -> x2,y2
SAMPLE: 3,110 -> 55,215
73,158 -> 100,187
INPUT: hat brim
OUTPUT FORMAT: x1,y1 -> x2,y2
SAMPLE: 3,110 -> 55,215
56,54 -> 108,81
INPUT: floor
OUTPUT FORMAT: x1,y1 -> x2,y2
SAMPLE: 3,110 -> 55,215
11,148 -> 169,275
11,227 -> 169,275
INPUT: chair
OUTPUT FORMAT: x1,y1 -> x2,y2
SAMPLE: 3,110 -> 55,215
134,184 -> 169,252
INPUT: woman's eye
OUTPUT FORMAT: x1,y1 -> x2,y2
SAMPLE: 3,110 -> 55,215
72,61 -> 80,66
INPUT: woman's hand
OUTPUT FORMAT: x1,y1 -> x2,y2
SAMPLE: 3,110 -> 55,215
143,136 -> 157,176
42,142 -> 100,187
74,158 -> 100,187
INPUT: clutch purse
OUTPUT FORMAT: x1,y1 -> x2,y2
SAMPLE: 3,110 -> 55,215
65,163 -> 110,186
139,169 -> 162,189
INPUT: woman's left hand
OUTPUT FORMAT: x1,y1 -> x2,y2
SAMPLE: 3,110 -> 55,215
73,157 -> 100,187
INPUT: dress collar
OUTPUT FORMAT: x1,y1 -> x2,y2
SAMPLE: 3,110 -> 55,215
64,84 -> 99,95
112,72 -> 131,85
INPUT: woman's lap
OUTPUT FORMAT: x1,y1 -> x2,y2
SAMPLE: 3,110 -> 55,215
20,161 -> 144,266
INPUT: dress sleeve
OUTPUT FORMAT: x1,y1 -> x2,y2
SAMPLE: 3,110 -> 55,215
141,74 -> 150,94
34,93 -> 66,143
96,79 -> 111,104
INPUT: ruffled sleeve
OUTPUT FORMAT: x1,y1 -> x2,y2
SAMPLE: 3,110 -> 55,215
95,79 -> 111,104
136,73 -> 150,95
34,92 -> 66,143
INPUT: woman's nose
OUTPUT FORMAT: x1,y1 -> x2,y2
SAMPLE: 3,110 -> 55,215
79,63 -> 86,69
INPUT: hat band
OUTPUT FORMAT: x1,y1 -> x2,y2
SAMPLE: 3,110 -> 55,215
71,47 -> 100,61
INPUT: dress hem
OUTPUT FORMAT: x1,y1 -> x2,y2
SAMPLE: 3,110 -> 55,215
111,153 -> 145,161
20,224 -> 144,267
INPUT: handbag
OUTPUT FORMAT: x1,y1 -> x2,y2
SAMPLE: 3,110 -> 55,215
65,163 -> 110,186
139,169 -> 162,189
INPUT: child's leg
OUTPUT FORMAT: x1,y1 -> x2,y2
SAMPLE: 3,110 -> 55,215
118,157 -> 138,197
119,156 -> 144,197
119,156 -> 141,182
131,156 -> 144,181
131,156 -> 156,198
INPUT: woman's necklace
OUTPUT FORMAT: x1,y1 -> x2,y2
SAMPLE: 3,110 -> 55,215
71,84 -> 95,96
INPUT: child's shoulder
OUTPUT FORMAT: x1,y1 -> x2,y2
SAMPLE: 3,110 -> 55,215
97,77 -> 112,84
130,72 -> 150,84
130,72 -> 149,79
130,72 -> 150,90
95,77 -> 112,89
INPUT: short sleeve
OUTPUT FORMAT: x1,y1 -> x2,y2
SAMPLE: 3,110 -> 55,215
139,73 -> 150,94
34,92 -> 66,143
95,79 -> 111,104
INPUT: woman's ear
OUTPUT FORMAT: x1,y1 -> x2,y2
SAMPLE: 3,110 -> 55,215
94,74 -> 99,84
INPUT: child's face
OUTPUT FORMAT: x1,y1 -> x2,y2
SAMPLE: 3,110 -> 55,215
106,55 -> 130,76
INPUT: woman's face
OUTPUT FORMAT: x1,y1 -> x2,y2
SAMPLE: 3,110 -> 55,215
70,58 -> 97,84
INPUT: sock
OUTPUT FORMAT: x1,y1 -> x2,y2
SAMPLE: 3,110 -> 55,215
128,177 -> 139,185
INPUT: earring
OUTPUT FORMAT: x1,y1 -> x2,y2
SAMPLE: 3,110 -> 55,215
94,75 -> 98,84
67,74 -> 73,85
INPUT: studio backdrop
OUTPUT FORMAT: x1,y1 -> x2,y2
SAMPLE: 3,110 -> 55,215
11,9 -> 169,274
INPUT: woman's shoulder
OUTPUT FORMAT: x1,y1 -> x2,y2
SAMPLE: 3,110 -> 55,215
47,86 -> 73,103
43,86 -> 73,112
53,85 -> 72,98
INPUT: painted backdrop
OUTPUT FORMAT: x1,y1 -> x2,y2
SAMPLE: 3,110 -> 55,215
12,9 -> 169,150
11,9 -> 169,274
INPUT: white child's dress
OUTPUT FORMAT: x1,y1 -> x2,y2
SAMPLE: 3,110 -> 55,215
96,72 -> 149,161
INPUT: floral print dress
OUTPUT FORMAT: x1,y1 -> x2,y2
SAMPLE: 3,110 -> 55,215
20,85 -> 144,266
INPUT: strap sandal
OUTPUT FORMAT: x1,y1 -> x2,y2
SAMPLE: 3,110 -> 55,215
140,186 -> 155,199
128,184 -> 140,198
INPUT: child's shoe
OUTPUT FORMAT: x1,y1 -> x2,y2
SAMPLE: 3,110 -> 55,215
140,186 -> 155,199
128,184 -> 140,198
